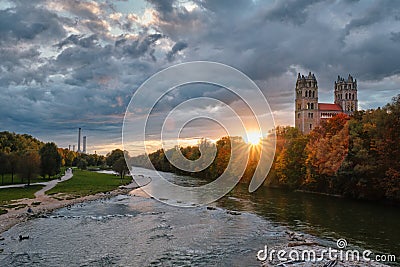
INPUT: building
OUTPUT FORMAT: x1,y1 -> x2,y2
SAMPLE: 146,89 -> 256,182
295,72 -> 358,134
77,127 -> 82,152
83,136 -> 87,154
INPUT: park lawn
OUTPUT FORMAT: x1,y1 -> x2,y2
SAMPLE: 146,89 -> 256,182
46,169 -> 131,198
0,168 -> 66,186
0,185 -> 45,204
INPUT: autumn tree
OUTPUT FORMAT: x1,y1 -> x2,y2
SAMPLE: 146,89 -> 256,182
275,127 -> 308,188
305,113 -> 349,192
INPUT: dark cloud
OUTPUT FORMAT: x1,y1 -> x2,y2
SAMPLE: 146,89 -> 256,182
121,33 -> 163,58
146,0 -> 175,14
263,0 -> 327,25
344,1 -> 400,35
0,0 -> 400,152
166,41 -> 188,61
390,32 -> 400,43
55,34 -> 99,49
0,3 -> 66,43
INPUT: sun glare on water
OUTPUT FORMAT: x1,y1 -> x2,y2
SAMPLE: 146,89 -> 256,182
246,131 -> 262,145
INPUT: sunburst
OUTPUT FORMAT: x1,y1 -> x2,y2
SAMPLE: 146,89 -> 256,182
246,131 -> 262,145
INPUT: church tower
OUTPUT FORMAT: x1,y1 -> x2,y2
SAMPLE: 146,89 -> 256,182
334,74 -> 358,115
295,72 -> 319,134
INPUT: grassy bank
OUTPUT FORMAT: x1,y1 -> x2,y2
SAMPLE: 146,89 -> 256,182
46,169 -> 131,198
0,167 -> 66,186
0,185 -> 44,204
0,185 -> 45,214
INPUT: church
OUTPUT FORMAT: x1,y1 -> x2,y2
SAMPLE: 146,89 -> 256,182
295,72 -> 358,134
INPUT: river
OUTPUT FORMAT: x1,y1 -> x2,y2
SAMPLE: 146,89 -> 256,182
0,167 -> 398,266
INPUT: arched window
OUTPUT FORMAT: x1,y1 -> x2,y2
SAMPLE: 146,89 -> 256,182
352,94 -> 355,100
309,90 -> 311,97
312,91 -> 315,98
311,103 -> 314,109
345,93 -> 348,99
305,91 -> 308,97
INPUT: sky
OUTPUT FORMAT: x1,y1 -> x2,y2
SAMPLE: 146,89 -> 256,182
1,0 -> 400,155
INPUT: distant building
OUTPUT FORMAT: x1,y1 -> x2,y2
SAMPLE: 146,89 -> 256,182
77,128 -> 82,153
83,136 -> 87,154
295,72 -> 358,134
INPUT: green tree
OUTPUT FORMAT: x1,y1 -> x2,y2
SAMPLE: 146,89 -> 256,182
77,158 -> 88,170
17,151 -> 41,185
112,157 -> 129,180
106,149 -> 125,167
8,152 -> 18,184
0,152 -> 10,185
39,142 -> 62,178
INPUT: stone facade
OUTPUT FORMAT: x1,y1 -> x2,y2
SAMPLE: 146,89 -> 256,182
295,72 -> 358,134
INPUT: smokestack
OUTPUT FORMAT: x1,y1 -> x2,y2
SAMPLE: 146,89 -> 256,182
68,145 -> 71,151
83,136 -> 87,154
78,128 -> 81,152
73,145 -> 75,152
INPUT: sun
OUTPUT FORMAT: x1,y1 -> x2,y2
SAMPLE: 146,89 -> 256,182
246,131 -> 262,145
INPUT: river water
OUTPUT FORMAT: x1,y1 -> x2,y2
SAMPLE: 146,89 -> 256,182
0,167 -> 398,266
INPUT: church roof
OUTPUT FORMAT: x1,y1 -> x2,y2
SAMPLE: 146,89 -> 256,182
319,103 -> 342,111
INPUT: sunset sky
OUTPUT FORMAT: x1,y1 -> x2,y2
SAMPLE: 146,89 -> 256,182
1,0 -> 400,154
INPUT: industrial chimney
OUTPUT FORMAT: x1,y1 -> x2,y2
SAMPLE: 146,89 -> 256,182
73,145 -> 75,152
78,128 -> 81,152
83,136 -> 87,154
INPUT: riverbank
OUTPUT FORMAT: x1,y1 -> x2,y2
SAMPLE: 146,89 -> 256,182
1,184 -> 395,266
0,185 -> 135,235
0,169 -> 140,235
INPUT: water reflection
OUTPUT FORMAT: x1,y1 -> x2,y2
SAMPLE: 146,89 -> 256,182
0,167 -> 398,266
218,184 -> 400,256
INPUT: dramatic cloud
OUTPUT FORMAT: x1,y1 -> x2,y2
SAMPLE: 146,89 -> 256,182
166,40 -> 188,61
0,0 -> 399,154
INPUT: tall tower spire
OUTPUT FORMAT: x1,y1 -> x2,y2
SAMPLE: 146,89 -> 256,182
295,72 -> 318,134
334,74 -> 358,115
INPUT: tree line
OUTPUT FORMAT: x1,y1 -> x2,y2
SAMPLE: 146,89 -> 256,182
131,94 -> 400,204
0,133 -> 62,185
0,132 -> 111,185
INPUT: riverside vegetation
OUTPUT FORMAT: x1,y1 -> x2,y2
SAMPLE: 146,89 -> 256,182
131,94 -> 400,204
0,132 -> 132,215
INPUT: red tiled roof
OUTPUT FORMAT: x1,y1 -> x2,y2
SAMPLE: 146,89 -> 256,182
319,103 -> 343,111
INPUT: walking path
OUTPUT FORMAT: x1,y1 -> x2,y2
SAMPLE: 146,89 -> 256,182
0,170 -> 144,234
0,169 -> 74,233
0,169 -> 73,190
0,182 -> 47,189
34,169 -> 73,197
